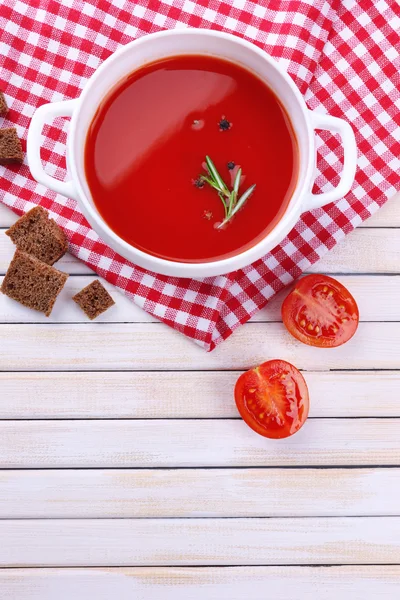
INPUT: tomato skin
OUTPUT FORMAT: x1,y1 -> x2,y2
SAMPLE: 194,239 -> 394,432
281,274 -> 359,348
235,360 -> 309,439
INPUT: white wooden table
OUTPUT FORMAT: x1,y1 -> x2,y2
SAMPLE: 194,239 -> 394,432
0,195 -> 400,599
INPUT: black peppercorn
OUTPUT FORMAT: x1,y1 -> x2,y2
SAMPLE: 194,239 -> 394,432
193,177 -> 205,189
227,161 -> 235,170
219,117 -> 231,131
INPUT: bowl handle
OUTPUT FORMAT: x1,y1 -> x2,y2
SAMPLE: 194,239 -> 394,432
27,99 -> 78,201
303,111 -> 357,212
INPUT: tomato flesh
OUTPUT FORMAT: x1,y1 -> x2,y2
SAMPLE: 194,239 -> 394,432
235,360 -> 309,439
281,274 -> 359,348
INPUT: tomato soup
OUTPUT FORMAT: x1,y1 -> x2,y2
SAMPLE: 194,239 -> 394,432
85,55 -> 298,263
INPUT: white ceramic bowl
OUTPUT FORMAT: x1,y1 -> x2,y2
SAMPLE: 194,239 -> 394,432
27,29 -> 357,278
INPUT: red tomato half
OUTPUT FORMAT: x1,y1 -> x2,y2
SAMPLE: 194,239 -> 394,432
235,360 -> 309,439
281,274 -> 359,348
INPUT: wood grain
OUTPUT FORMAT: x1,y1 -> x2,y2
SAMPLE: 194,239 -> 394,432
1,370 -> 400,418
0,203 -> 18,227
1,468 -> 399,518
1,274 -> 399,323
358,194 -> 400,227
1,228 -> 400,276
0,322 -> 399,371
306,228 -> 400,274
0,194 -> 399,585
1,517 -> 400,566
1,419 -> 399,468
1,566 -> 400,600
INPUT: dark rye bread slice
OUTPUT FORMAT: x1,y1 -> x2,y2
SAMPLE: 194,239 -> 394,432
0,127 -> 23,164
6,206 -> 68,265
73,279 -> 115,320
0,91 -> 8,116
1,249 -> 68,316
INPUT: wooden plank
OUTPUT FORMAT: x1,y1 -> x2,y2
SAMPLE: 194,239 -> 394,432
1,566 -> 400,599
1,228 -> 400,276
245,274 -> 400,323
306,228 -> 400,274
0,419 -> 399,468
0,322 -> 399,371
0,203 -> 16,227
358,193 -> 400,227
1,468 -> 399,518
1,517 -> 400,566
0,234 -> 93,275
1,274 -> 399,323
1,371 -> 399,418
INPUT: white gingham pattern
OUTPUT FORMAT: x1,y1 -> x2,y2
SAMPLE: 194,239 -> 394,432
0,0 -> 399,350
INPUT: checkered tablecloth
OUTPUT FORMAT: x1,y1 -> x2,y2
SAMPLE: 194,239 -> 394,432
0,0 -> 399,350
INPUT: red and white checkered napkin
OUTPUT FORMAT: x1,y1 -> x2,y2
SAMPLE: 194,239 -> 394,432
0,1 -> 399,350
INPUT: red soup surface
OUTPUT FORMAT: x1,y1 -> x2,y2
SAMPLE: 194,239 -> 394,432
85,55 -> 298,263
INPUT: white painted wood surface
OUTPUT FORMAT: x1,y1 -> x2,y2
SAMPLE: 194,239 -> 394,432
2,517 -> 400,566
0,322 -> 398,370
1,371 -> 399,418
1,566 -> 400,600
0,468 -> 399,518
0,274 -> 399,323
0,194 -> 399,596
1,418 -> 399,467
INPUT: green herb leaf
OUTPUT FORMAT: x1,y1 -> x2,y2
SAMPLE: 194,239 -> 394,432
217,184 -> 256,229
199,156 -> 256,228
230,184 -> 256,218
233,167 -> 242,198
219,192 -> 229,217
227,190 -> 236,216
200,175 -> 224,194
205,156 -> 230,195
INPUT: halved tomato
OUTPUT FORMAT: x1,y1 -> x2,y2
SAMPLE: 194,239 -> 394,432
235,360 -> 309,439
281,274 -> 359,348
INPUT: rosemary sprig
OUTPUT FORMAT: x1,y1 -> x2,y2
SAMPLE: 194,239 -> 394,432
200,156 -> 255,228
